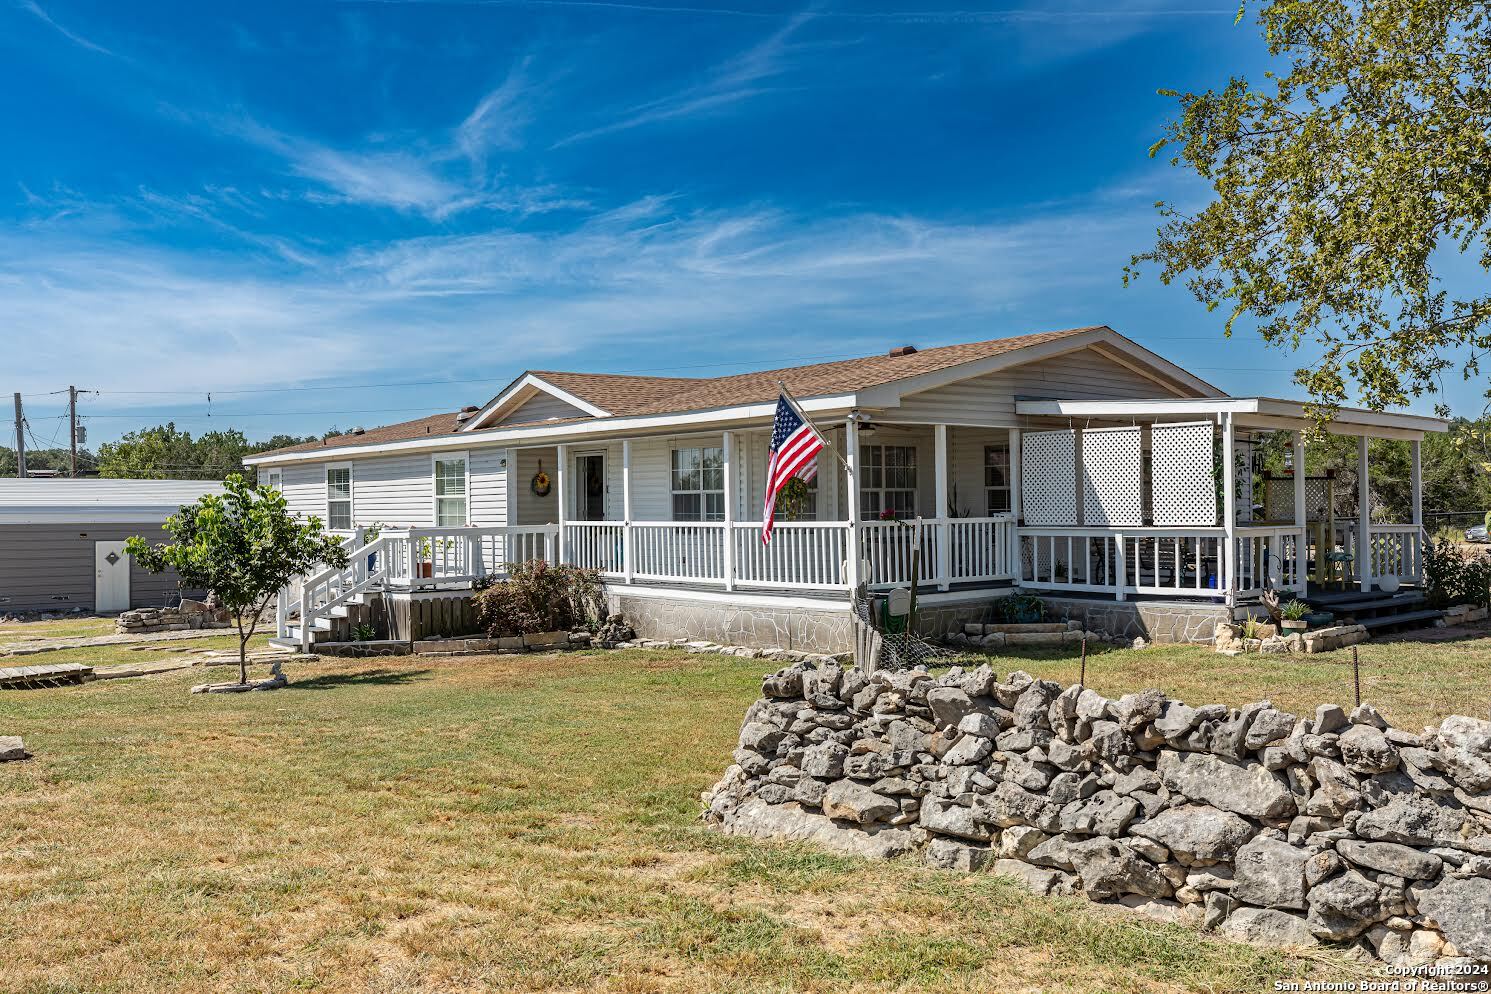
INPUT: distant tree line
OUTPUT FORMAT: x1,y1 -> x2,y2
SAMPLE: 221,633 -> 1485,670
1255,418 -> 1491,526
0,423 -> 342,481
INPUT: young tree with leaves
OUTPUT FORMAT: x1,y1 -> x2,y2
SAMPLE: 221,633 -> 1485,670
126,474 -> 348,686
1129,0 -> 1491,419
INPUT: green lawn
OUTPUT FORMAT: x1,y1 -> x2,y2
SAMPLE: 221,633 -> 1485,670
0,639 -> 1431,994
0,615 -> 119,642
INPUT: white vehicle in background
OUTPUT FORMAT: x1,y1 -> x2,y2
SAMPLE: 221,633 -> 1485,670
1467,524 -> 1490,544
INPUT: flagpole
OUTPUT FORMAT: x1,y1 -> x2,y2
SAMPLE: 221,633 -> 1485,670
776,380 -> 851,471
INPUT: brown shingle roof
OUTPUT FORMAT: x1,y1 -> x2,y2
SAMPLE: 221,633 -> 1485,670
535,326 -> 1101,416
255,326 -> 1107,457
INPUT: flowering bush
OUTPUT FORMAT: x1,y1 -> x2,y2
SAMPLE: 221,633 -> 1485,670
473,560 -> 604,636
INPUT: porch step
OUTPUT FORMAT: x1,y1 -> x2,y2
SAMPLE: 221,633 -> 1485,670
1358,608 -> 1444,633
1319,593 -> 1426,618
268,637 -> 304,651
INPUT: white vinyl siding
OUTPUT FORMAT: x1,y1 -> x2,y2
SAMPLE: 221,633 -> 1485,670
892,347 -> 1195,426
468,448 -> 508,527
275,448 -> 507,529
494,392 -> 591,426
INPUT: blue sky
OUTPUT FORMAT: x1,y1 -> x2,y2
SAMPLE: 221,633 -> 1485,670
0,1 -> 1473,448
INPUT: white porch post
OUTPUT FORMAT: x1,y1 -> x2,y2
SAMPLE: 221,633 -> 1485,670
722,431 -> 736,591
556,443 -> 568,566
1009,427 -> 1022,584
1293,430 -> 1307,593
845,418 -> 861,589
933,423 -> 950,591
1357,435 -> 1371,592
621,439 -> 634,584
1410,438 -> 1423,583
1221,413 -> 1237,609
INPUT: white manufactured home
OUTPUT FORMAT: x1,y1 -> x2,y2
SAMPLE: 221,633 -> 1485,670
244,326 -> 1447,652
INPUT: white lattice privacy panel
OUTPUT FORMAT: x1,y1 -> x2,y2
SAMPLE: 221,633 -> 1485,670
1079,427 -> 1143,526
1151,421 -> 1218,526
1021,430 -> 1078,526
1264,477 -> 1335,522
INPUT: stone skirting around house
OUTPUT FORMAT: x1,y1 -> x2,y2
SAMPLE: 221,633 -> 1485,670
1035,595 -> 1230,645
705,660 -> 1491,968
607,588 -> 1020,655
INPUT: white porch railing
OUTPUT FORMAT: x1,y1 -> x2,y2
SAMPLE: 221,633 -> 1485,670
1235,525 -> 1308,598
733,522 -> 850,589
1017,527 -> 1229,600
565,521 -> 625,577
1366,524 -> 1425,585
631,522 -> 728,583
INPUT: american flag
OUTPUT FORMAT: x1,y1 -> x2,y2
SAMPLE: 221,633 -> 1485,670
761,392 -> 825,543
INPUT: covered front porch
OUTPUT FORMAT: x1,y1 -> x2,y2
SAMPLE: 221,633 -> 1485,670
279,396 -> 1442,647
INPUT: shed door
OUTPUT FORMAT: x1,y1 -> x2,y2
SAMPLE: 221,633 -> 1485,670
94,540 -> 131,613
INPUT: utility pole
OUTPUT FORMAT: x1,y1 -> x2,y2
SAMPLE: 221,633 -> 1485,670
68,385 -> 78,477
12,392 -> 25,479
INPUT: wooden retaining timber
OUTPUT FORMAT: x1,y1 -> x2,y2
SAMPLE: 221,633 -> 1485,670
386,593 -> 484,642
0,662 -> 94,689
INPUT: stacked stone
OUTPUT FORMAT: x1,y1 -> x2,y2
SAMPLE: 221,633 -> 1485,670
115,601 -> 232,634
1444,605 -> 1490,626
943,619 -> 1116,652
1213,621 -> 1370,656
703,662 -> 1491,968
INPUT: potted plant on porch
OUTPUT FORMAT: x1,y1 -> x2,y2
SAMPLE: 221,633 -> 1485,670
1279,599 -> 1310,634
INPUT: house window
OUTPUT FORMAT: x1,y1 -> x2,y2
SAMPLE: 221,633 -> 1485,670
671,446 -> 724,521
860,444 -> 917,518
984,444 -> 1011,515
265,469 -> 282,492
326,466 -> 352,531
434,456 -> 468,526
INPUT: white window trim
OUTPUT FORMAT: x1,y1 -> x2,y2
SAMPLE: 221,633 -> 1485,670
859,443 -> 918,518
266,468 -> 283,492
326,462 -> 354,532
670,444 -> 725,522
431,451 -> 471,527
984,443 -> 1011,516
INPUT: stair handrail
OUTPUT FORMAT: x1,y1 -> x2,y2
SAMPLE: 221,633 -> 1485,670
288,532 -> 392,648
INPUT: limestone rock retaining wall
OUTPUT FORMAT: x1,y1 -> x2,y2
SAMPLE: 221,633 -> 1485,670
116,599 -> 231,634
704,662 -> 1491,968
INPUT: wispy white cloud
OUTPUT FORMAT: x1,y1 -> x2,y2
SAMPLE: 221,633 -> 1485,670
0,194 -> 1149,411
556,10 -> 824,145
17,0 -> 115,56
457,57 -> 535,173
162,50 -> 563,220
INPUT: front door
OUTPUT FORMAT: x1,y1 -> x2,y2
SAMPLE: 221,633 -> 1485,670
577,453 -> 606,521
94,540 -> 131,613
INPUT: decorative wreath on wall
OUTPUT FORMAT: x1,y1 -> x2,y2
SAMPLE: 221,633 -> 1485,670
531,462 -> 552,498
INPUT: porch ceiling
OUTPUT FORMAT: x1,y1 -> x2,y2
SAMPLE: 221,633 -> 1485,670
1012,397 -> 1448,440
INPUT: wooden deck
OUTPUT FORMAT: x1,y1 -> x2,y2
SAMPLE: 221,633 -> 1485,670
0,662 -> 94,689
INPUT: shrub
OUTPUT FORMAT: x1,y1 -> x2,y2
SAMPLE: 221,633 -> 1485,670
473,560 -> 605,636
1425,539 -> 1491,609
989,592 -> 1044,624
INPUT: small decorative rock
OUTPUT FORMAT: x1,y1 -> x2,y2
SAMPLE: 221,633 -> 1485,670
0,736 -> 26,761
